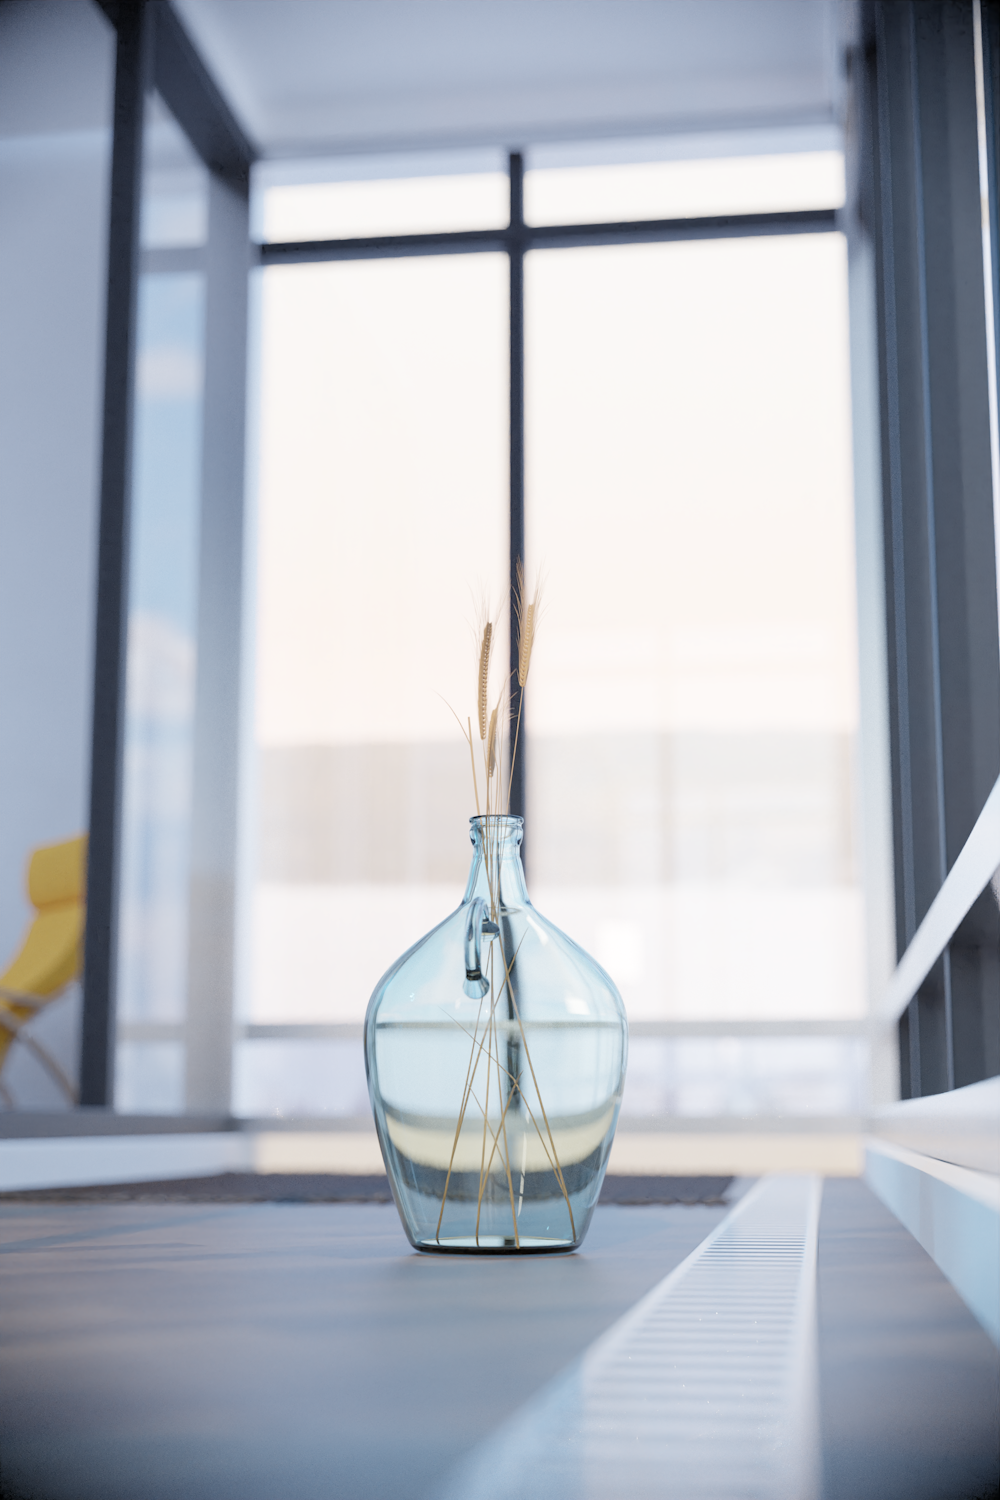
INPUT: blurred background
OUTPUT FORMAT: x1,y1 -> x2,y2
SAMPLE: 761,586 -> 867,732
7,0 -> 996,1185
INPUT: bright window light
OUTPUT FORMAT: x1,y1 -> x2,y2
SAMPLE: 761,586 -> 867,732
526,233 -> 861,1022
247,153 -> 864,1119
525,151 -> 845,225
260,172 -> 510,242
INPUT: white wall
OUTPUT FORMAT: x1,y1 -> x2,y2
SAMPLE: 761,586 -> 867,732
0,0 -> 115,1103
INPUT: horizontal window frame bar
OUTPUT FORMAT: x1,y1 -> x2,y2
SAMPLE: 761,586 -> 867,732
0,1111 -> 237,1138
0,1111 -> 864,1139
140,246 -> 205,274
116,1019 -> 870,1044
117,1023 -> 187,1043
256,207 -> 839,267
231,1113 -> 864,1134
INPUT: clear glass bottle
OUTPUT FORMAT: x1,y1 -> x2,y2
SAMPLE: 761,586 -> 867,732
365,815 -> 628,1253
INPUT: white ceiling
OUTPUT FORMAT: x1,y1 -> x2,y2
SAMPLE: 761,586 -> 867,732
172,0 -> 844,161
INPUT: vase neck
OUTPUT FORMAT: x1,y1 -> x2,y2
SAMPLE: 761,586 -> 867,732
463,816 -> 529,911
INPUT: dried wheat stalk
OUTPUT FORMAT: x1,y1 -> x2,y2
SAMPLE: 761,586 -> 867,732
434,564 -> 571,1249
477,622 -> 492,740
507,560 -> 541,812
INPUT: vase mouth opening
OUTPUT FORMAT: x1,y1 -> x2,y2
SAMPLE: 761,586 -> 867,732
469,814 -> 524,846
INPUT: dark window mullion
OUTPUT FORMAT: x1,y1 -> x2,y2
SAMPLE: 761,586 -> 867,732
908,7 -> 955,1091
508,152 -> 527,842
81,0 -> 155,1107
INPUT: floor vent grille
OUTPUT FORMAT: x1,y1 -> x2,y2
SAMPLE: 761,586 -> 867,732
442,1174 -> 822,1500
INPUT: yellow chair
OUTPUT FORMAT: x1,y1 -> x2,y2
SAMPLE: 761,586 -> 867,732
0,835 -> 87,1107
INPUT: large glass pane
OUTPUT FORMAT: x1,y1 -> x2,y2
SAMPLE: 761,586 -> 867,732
256,150 -> 509,242
242,253 -> 507,1117
0,0 -> 114,1109
115,96 -> 207,1112
525,234 -> 862,1058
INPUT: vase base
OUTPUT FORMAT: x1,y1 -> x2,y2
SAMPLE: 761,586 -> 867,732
414,1234 -> 577,1255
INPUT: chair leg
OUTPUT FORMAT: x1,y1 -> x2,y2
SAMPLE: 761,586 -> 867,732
0,1001 -> 79,1106
0,1023 -> 78,1105
19,1033 -> 78,1104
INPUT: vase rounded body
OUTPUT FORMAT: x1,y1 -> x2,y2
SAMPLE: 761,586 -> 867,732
364,815 -> 628,1253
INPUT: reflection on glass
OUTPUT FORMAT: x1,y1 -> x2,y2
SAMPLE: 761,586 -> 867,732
525,234 -> 862,1027
0,0 -> 115,1109
140,94 -> 208,250
114,1040 -> 185,1113
622,1037 -> 867,1118
233,1039 -> 371,1119
232,1033 -> 869,1123
117,271 -> 204,1041
250,253 -> 507,1095
257,153 -> 509,242
525,150 -> 845,226
117,95 -> 207,1108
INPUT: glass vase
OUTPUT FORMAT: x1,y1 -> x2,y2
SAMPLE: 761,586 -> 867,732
364,814 -> 628,1253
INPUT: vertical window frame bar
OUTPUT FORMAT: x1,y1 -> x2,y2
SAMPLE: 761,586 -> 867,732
80,0 -> 154,1107
508,152 -> 527,843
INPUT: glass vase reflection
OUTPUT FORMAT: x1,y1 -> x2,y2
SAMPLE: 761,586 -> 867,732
364,815 -> 628,1253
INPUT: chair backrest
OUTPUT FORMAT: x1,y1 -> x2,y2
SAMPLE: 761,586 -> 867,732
1,835 -> 88,1006
28,835 -> 87,911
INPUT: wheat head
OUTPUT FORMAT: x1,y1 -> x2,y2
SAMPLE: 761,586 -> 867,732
478,622 -> 492,739
515,561 -> 541,689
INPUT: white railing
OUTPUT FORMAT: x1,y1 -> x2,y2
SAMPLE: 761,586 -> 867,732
876,773 -> 1000,1027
